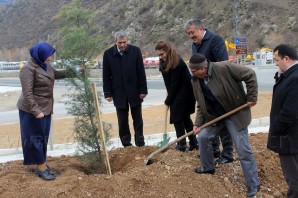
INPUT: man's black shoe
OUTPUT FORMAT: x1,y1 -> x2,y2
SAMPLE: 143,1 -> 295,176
246,185 -> 260,197
193,167 -> 215,174
136,142 -> 145,147
175,144 -> 186,152
213,151 -> 221,158
188,145 -> 199,151
123,143 -> 133,148
214,157 -> 234,165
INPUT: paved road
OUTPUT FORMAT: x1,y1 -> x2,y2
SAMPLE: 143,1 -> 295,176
0,79 -> 167,124
0,66 -> 277,90
0,66 -> 277,124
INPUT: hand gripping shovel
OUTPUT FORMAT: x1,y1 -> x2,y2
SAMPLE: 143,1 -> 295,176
144,103 -> 249,165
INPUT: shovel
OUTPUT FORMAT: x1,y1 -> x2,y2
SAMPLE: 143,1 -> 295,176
144,103 -> 249,165
157,105 -> 170,148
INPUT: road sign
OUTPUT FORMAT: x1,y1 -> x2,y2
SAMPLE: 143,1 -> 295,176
0,0 -> 12,5
235,37 -> 248,46
236,46 -> 247,54
266,52 -> 273,60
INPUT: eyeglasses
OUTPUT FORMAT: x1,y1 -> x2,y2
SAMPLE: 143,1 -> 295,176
190,68 -> 199,73
157,51 -> 166,57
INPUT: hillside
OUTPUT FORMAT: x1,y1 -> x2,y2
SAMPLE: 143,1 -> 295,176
0,0 -> 297,61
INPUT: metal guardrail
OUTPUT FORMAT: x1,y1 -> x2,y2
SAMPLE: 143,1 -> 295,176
0,63 -> 20,70
250,64 -> 276,69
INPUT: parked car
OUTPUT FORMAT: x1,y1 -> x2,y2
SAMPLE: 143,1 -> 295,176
143,57 -> 159,69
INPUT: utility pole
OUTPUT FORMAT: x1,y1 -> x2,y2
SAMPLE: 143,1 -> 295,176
233,0 -> 239,37
233,0 -> 240,64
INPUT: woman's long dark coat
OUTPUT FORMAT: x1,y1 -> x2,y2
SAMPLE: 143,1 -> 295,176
161,58 -> 195,124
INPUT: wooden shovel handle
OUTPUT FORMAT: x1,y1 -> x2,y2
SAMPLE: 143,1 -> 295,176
175,103 -> 249,143
164,105 -> 169,133
144,103 -> 249,164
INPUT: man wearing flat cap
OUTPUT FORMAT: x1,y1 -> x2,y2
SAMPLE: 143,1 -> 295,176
189,53 -> 260,197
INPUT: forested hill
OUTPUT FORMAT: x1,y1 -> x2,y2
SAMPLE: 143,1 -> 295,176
0,0 -> 297,61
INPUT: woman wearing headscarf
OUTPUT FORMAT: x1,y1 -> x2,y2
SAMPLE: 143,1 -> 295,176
155,41 -> 198,151
17,42 -> 67,180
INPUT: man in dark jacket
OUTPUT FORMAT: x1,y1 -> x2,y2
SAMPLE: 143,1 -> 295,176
103,30 -> 148,147
184,19 -> 234,164
267,44 -> 298,198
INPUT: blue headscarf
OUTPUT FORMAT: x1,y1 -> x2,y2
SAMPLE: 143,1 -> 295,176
29,42 -> 56,72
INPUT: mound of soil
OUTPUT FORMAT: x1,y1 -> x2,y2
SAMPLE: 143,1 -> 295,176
0,133 -> 287,198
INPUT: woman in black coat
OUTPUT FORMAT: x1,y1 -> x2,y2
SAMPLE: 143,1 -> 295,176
155,41 -> 198,151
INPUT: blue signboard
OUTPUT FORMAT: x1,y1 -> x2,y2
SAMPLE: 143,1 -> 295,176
0,0 -> 12,6
235,37 -> 248,46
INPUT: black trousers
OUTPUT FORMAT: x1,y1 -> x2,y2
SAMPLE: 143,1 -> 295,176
173,116 -> 197,147
279,153 -> 298,198
116,104 -> 144,147
212,127 -> 234,159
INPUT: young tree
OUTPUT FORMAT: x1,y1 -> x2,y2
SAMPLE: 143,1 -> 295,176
57,0 -> 110,172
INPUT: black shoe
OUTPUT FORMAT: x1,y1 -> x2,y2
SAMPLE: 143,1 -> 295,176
246,185 -> 260,197
188,145 -> 199,151
213,151 -> 221,158
214,157 -> 234,165
193,167 -> 215,174
123,143 -> 133,148
136,143 -> 145,147
175,144 -> 186,152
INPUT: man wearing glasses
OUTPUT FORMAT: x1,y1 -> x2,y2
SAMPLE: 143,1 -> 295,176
189,53 -> 260,197
267,44 -> 298,198
184,18 -> 234,165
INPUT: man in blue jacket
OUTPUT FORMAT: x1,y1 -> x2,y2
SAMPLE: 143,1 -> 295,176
103,30 -> 148,147
267,44 -> 298,198
184,19 -> 234,164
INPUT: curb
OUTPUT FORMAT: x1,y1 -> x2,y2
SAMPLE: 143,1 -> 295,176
0,117 -> 269,163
